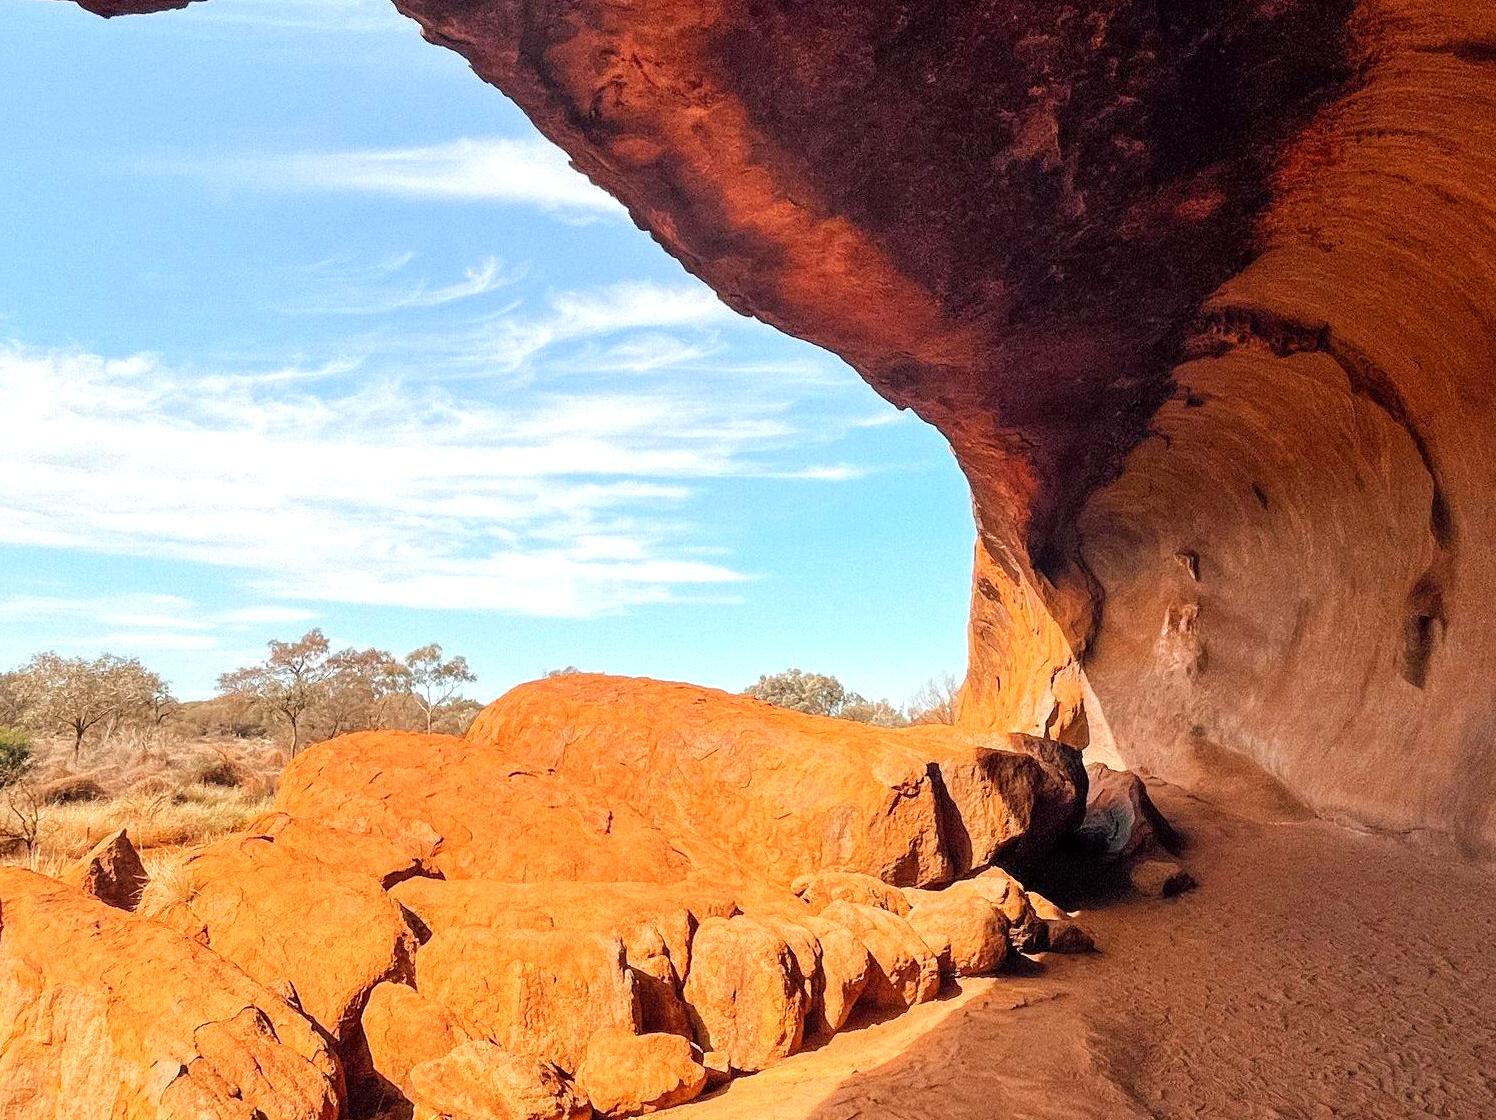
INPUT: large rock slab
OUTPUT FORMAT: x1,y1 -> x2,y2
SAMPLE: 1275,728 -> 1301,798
152,834 -> 416,1043
392,878 -> 735,1039
468,675 -> 1085,887
245,811 -> 436,888
0,868 -> 341,1120
415,927 -> 640,1072
274,730 -> 691,884
1077,765 -> 1183,864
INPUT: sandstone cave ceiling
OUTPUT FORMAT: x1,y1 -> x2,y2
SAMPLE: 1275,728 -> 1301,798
64,0 -> 1496,855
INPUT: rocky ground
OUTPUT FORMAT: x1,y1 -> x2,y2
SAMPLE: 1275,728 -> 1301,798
659,785 -> 1496,1120
2,673 -> 1490,1119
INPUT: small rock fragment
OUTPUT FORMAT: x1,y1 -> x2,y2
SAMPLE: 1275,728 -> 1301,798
61,827 -> 149,911
1130,859 -> 1198,898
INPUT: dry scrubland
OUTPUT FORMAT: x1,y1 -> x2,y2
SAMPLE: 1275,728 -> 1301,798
0,724 -> 281,878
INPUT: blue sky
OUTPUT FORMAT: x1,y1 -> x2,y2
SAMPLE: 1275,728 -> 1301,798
0,0 -> 972,704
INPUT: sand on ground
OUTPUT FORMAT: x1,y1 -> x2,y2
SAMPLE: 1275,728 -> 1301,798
660,784 -> 1496,1120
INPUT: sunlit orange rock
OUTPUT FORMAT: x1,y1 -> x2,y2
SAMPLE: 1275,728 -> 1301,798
818,900 -> 941,1013
152,833 -> 417,1044
468,675 -> 1086,887
415,927 -> 640,1073
681,916 -> 808,1073
275,730 -> 691,884
0,868 -> 341,1120
357,981 -> 470,1107
406,1040 -> 590,1120
574,1027 -> 707,1117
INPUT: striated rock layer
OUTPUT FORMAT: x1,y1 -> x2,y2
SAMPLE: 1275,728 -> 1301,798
65,0 -> 1496,852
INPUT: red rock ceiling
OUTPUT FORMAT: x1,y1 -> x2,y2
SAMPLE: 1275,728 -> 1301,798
66,0 -> 1496,854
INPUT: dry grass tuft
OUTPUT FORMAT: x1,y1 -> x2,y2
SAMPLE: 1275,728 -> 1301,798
1,733 -> 282,877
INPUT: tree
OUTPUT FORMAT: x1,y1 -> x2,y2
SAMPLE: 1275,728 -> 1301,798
908,673 -> 962,725
544,666 -> 584,677
320,646 -> 403,738
0,726 -> 33,788
839,697 -> 909,728
743,669 -> 906,726
744,669 -> 849,717
218,629 -> 335,756
13,652 -> 162,760
401,644 -> 477,733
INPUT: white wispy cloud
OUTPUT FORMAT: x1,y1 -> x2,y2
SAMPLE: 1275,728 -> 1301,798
0,335 -> 869,617
474,281 -> 743,372
205,137 -> 625,217
290,254 -> 518,316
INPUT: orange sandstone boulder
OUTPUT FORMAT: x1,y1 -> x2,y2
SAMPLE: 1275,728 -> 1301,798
275,730 -> 690,884
472,676 -> 964,887
0,868 -> 341,1120
358,981 -> 470,1104
682,916 -> 808,1072
903,888 -> 1011,976
574,1027 -> 707,1116
415,928 -> 639,1071
793,870 -> 911,916
59,826 -> 147,910
800,915 -> 872,1037
964,868 -> 1047,953
819,900 -> 941,1012
152,834 -> 416,1043
1078,765 -> 1183,865
406,1040 -> 590,1120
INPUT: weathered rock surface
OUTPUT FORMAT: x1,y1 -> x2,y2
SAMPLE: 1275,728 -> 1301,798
0,868 -> 341,1120
406,1040 -> 590,1120
276,730 -> 691,884
963,868 -> 1047,954
793,870 -> 911,917
819,901 -> 941,1013
574,1027 -> 707,1117
246,810 -> 435,888
415,927 -> 639,1072
468,675 -> 1085,887
59,826 -> 147,910
903,890 -> 1010,977
358,981 -> 469,1105
682,916 -> 807,1073
152,833 -> 416,1043
799,916 -> 872,1038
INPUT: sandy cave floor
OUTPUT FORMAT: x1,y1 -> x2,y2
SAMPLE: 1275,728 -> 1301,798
658,785 -> 1496,1120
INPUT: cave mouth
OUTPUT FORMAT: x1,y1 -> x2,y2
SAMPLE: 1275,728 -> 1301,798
58,0 -> 1496,858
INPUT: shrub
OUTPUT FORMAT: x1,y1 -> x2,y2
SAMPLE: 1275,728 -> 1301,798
38,775 -> 108,805
0,726 -> 33,787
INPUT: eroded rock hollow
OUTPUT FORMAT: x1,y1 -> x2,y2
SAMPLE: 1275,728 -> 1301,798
68,0 -> 1496,852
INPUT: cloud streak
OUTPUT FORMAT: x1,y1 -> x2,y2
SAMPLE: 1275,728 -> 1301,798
208,137 -> 626,217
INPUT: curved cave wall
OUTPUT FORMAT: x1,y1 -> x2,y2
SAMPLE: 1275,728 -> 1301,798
75,0 -> 1496,853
